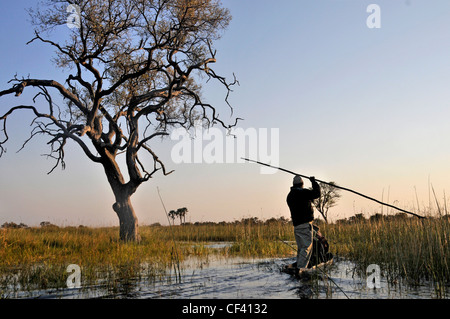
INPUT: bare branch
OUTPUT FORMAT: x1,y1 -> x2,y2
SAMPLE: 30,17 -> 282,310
1,78 -> 88,115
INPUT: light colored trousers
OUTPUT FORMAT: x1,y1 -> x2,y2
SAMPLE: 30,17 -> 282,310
294,222 -> 313,269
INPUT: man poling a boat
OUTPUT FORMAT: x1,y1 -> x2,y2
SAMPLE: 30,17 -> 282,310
285,175 -> 321,275
241,157 -> 425,277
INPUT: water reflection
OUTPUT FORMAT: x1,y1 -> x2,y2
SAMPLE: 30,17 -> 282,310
4,255 -> 447,299
106,256 -> 448,299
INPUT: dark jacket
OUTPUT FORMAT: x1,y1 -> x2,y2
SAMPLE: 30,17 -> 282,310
287,179 -> 321,226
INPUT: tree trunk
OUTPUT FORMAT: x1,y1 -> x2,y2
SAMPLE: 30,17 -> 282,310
113,195 -> 141,242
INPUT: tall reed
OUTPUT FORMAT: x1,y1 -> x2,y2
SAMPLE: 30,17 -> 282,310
321,215 -> 449,296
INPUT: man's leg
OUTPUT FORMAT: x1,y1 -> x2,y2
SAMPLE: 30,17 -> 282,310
294,223 -> 313,270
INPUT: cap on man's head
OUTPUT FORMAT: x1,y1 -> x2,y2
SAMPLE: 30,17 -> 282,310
293,175 -> 303,186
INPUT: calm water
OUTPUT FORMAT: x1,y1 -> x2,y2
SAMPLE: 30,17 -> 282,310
7,254 -> 446,299
130,256 -> 446,299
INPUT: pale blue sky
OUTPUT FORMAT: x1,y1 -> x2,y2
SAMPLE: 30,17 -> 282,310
1,1 -> 450,226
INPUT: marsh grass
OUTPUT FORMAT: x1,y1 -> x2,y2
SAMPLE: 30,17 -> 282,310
153,221 -> 294,257
0,226 -> 181,296
322,215 -> 450,297
0,220 -> 294,297
0,215 -> 449,298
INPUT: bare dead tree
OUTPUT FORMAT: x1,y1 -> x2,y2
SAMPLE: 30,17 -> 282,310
313,182 -> 341,224
0,0 -> 239,241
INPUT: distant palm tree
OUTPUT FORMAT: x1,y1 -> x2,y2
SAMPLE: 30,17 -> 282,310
177,207 -> 188,225
168,210 -> 177,225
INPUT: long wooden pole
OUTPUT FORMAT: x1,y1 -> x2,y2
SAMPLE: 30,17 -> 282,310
242,158 -> 425,219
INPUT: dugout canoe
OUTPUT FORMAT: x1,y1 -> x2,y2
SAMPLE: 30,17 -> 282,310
281,257 -> 334,279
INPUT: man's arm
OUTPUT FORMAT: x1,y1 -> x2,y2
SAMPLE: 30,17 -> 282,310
310,176 -> 321,199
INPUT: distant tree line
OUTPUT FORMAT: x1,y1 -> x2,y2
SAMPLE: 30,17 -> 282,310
151,213 -> 449,228
4,212 -> 447,230
336,212 -> 412,224
1,222 -> 29,229
156,216 -> 291,227
334,212 -> 449,224
1,221 -> 70,229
